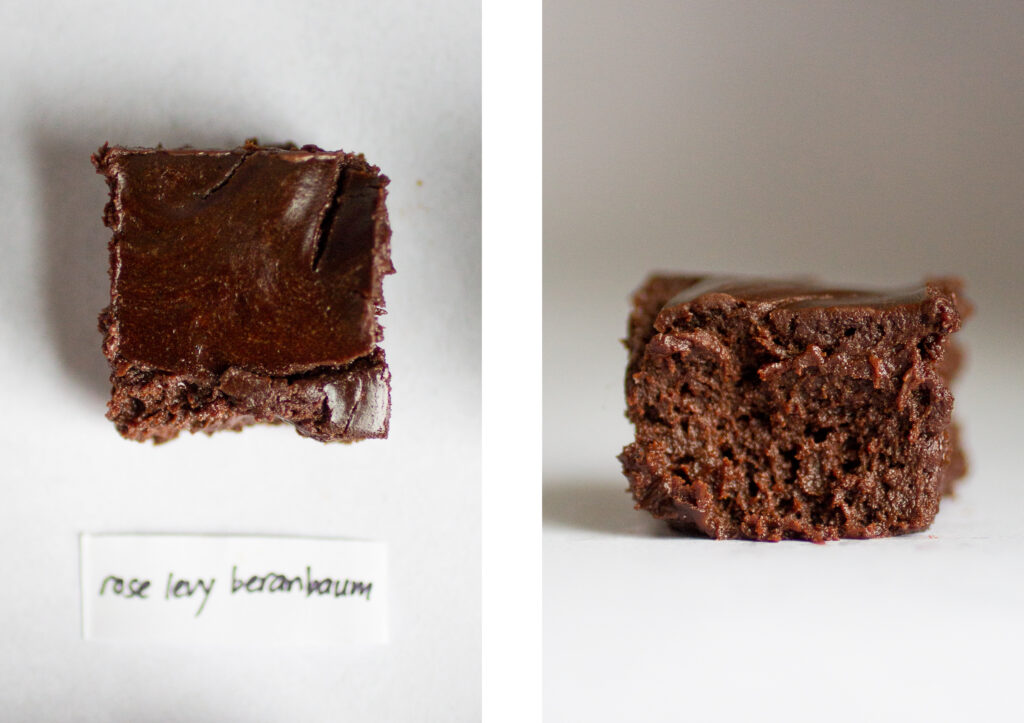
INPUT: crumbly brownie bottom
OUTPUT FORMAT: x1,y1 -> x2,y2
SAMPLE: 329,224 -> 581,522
106,348 -> 390,444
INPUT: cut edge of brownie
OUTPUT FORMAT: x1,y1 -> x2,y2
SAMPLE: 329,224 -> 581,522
619,273 -> 969,541
100,327 -> 392,444
92,140 -> 395,444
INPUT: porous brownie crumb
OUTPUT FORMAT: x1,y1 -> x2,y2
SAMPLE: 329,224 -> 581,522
620,275 -> 969,541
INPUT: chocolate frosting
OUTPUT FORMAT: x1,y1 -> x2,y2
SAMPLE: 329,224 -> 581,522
665,275 -> 930,312
94,142 -> 394,376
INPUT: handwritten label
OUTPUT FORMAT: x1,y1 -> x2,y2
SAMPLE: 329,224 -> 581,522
81,534 -> 387,644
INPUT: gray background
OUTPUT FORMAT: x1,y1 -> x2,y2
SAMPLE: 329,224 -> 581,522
545,2 -> 1024,720
546,0 -> 1023,476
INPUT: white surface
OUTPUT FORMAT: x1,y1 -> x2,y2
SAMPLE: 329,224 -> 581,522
83,535 -> 387,644
545,2 -> 1024,720
480,1 -> 544,721
0,1 -> 480,720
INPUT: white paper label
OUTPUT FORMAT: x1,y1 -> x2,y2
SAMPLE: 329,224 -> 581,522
81,534 -> 387,645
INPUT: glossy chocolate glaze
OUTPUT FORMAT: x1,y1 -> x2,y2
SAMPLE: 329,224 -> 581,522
665,275 -> 930,312
95,141 -> 393,377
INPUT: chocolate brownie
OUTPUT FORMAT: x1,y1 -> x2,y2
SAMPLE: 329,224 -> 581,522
93,140 -> 394,443
619,275 -> 969,541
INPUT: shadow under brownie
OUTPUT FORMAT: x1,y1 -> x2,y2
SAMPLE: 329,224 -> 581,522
93,140 -> 394,443
620,275 -> 969,541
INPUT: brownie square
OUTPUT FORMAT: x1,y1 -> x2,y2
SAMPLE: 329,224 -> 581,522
619,275 -> 969,541
93,140 -> 394,443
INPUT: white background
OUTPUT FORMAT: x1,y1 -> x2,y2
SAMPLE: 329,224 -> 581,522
545,2 -> 1024,721
0,1 -> 480,720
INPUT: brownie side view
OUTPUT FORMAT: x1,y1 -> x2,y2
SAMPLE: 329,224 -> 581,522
93,140 -> 395,443
619,275 -> 969,541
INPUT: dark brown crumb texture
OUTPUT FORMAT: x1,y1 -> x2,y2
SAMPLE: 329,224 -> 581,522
619,274 -> 969,541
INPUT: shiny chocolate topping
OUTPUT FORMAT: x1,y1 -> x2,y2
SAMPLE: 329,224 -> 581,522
666,275 -> 930,312
94,142 -> 393,376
